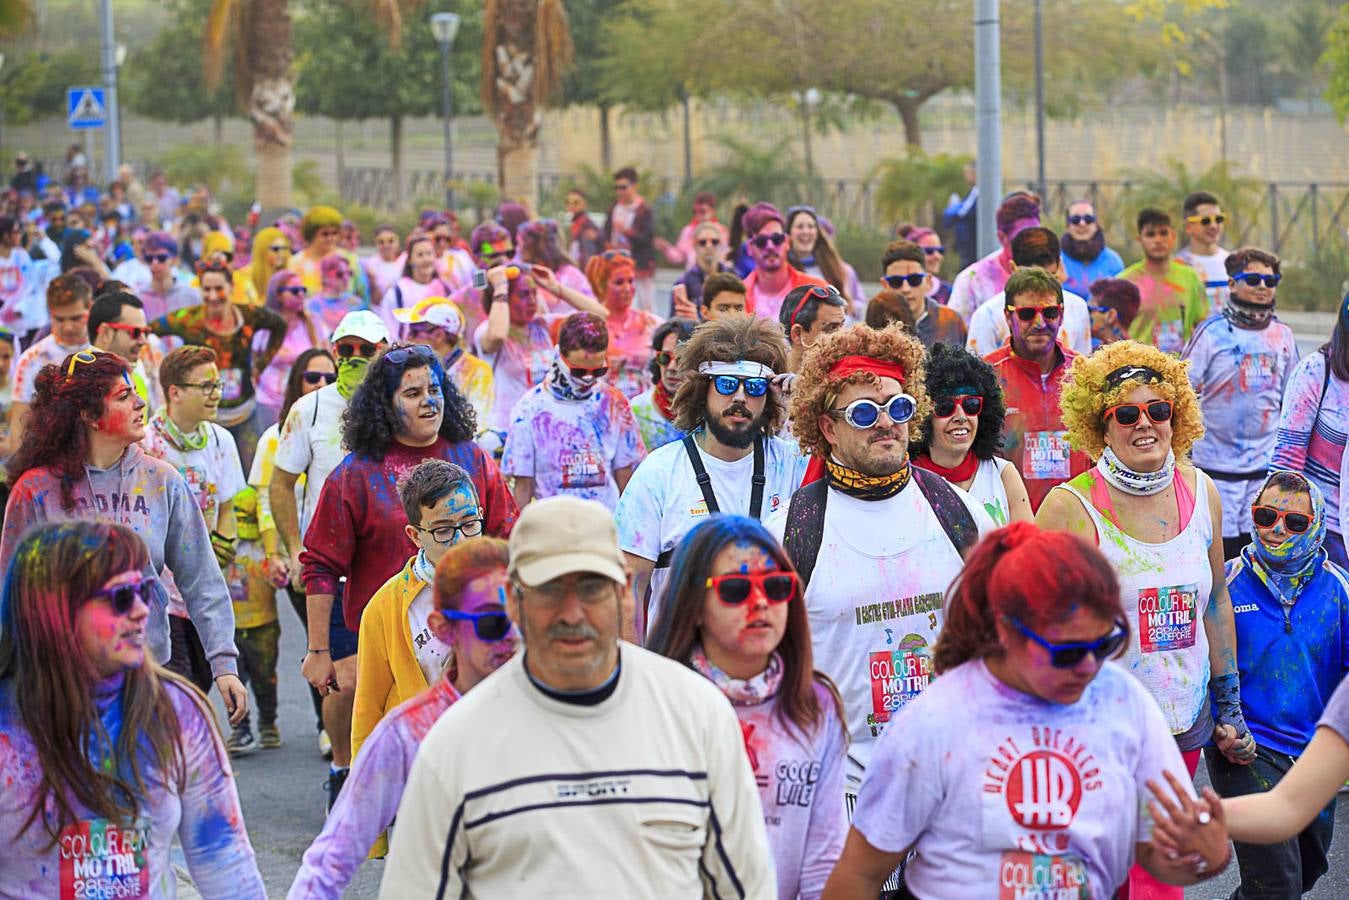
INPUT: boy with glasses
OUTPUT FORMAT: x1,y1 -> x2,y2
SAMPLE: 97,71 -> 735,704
984,267 -> 1091,510
1182,247 -> 1300,559
141,346 -> 248,702
1177,190 -> 1231,315
880,239 -> 966,349
1121,207 -> 1209,353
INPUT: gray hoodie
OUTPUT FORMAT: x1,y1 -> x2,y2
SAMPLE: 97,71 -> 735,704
0,443 -> 239,677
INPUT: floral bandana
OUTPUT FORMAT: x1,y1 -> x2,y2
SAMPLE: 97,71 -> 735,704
548,349 -> 599,402
150,407 -> 209,452
690,643 -> 783,706
1096,445 -> 1175,496
1241,471 -> 1327,605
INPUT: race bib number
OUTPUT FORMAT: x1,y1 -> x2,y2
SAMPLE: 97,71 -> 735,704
220,367 -> 244,402
1156,319 -> 1184,355
1022,431 -> 1071,482
867,636 -> 932,727
560,448 -> 608,489
1138,584 -> 1198,653
59,817 -> 151,899
1238,352 -> 1277,392
997,850 -> 1090,900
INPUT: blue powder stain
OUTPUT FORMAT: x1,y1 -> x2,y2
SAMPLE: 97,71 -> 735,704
193,805 -> 234,854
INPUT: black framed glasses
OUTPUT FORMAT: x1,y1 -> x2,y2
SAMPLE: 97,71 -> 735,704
883,273 -> 925,289
829,393 -> 916,429
279,285 -> 308,297
1005,615 -> 1128,668
933,394 -> 983,418
413,517 -> 485,545
569,364 -> 609,380
697,238 -> 721,247
178,379 -> 224,395
145,253 -> 171,264
1232,272 -> 1281,288
87,578 -> 152,616
712,375 -> 769,397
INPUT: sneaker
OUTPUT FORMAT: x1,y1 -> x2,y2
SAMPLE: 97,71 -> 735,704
318,728 -> 332,760
324,767 -> 349,814
258,724 -> 282,750
225,723 -> 258,757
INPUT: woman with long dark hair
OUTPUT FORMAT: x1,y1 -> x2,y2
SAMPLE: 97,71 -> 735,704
0,520 -> 264,897
823,522 -> 1232,897
0,351 -> 248,725
785,206 -> 863,315
1272,289 -> 1349,569
647,515 -> 846,900
517,219 -> 595,314
378,233 -> 451,341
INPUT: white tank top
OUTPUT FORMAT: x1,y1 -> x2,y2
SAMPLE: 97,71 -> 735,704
1058,471 -> 1215,734
966,456 -> 1012,526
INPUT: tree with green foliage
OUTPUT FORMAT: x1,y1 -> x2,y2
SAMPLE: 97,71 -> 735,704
122,0 -> 237,142
0,48 -> 99,127
557,0 -> 622,171
294,0 -> 481,210
1326,4 -> 1349,122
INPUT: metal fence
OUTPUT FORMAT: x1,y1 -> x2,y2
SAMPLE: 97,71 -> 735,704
339,165 -> 1349,258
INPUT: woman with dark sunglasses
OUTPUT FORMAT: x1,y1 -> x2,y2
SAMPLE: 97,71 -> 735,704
824,522 -> 1232,898
0,521 -> 266,898
1037,340 -> 1252,898
647,515 -> 847,900
911,342 -> 1031,526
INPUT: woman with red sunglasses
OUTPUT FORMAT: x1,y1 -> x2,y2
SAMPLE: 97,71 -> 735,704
1037,340 -> 1251,899
911,342 -> 1032,526
647,514 -> 847,900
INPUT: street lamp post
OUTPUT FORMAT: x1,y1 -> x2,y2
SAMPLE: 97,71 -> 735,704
429,12 -> 461,213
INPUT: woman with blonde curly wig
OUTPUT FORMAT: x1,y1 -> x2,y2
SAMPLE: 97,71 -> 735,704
1036,339 -> 1252,899
767,324 -> 994,870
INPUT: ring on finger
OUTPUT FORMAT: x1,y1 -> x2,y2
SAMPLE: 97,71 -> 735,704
1197,811 -> 1212,825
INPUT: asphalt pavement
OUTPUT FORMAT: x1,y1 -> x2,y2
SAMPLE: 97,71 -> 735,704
199,294 -> 1344,899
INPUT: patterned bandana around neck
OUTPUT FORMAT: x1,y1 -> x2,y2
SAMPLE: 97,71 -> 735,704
1223,296 -> 1275,329
690,643 -> 783,706
825,456 -> 911,501
1241,472 -> 1327,605
548,349 -> 598,402
1096,445 -> 1176,496
150,407 -> 209,451
411,548 -> 436,584
652,380 -> 675,421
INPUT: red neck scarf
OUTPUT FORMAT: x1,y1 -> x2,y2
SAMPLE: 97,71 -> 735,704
913,451 -> 979,484
652,381 -> 675,421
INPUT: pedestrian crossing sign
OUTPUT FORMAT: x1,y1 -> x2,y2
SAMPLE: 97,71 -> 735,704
67,87 -> 106,130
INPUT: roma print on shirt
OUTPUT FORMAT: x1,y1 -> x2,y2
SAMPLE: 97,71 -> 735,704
982,729 -> 1101,899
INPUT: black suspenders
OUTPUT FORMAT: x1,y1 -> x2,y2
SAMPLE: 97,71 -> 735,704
654,434 -> 765,569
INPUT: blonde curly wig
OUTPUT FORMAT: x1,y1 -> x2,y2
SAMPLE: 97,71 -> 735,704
790,323 -> 931,458
1060,340 -> 1204,461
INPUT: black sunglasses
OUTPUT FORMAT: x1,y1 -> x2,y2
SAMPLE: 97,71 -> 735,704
883,273 -> 925,289
335,341 -> 379,359
385,343 -> 437,367
444,609 -> 513,641
1232,272 -> 1281,288
88,578 -> 151,616
933,394 -> 983,418
302,371 -> 337,386
1006,615 -> 1128,669
751,232 -> 787,249
655,350 -> 677,367
1067,214 -> 1096,225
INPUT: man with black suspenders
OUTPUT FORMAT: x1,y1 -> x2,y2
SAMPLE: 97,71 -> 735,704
615,314 -> 809,642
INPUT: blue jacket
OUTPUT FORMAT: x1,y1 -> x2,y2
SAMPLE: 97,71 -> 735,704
1225,555 -> 1349,756
1061,247 -> 1124,300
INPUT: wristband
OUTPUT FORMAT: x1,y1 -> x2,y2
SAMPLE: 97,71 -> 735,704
308,648 -> 330,654
1194,844 -> 1233,882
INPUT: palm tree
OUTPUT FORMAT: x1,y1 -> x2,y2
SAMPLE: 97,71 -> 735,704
204,0 -> 409,210
481,0 -> 572,212
0,0 -> 35,38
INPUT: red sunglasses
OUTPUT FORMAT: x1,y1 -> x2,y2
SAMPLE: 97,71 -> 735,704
706,570 -> 799,605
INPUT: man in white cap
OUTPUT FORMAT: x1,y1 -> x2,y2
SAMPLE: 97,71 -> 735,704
395,294 -> 494,427
271,308 -> 389,808
615,314 -> 807,640
381,495 -> 773,899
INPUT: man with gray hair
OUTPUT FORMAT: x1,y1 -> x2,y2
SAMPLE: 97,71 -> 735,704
382,495 -> 773,899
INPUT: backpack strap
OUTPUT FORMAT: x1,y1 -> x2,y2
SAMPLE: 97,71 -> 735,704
748,435 -> 766,520
682,433 -> 720,515
911,467 -> 981,559
781,477 -> 830,590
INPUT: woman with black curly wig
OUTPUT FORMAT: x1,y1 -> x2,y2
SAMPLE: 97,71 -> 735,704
911,342 -> 1032,526
298,343 -> 517,733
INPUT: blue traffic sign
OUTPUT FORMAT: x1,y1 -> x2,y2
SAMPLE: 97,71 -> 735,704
67,87 -> 106,129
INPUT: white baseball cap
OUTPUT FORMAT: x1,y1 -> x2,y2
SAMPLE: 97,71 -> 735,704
332,309 -> 390,345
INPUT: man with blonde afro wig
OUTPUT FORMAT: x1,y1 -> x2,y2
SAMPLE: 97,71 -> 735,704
615,314 -> 810,640
766,323 -> 994,856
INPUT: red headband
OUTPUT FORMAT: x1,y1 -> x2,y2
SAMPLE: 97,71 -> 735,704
828,355 -> 907,384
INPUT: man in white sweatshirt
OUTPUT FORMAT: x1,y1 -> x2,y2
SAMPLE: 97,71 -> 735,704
382,496 -> 774,899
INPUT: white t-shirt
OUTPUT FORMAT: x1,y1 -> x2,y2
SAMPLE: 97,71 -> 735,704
965,288 -> 1092,358
12,335 -> 91,404
501,383 -> 647,510
852,658 -> 1190,900
407,583 -> 452,685
1177,246 -> 1230,316
272,383 -> 349,537
766,480 -> 993,784
616,431 -> 809,631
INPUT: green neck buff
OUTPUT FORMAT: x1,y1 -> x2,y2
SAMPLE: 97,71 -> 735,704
336,356 -> 371,400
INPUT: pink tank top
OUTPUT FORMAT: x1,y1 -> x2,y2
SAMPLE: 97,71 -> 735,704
1087,467 -> 1197,538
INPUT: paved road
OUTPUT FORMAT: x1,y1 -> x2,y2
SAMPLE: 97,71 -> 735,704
199,296 -> 1344,898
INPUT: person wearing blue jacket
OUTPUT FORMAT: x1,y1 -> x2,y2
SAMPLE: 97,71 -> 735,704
1208,469 -> 1349,898
1059,199 -> 1124,299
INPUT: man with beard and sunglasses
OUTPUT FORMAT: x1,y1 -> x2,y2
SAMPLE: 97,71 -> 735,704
766,324 -> 993,881
381,496 -> 773,898
615,314 -> 808,641
1059,199 -> 1124,300
290,535 -> 521,897
1182,248 -> 1300,560
501,312 -> 646,511
740,201 -> 826,321
984,267 -> 1091,511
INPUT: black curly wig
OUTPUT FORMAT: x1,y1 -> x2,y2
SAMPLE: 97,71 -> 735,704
341,343 -> 477,461
909,341 -> 1005,460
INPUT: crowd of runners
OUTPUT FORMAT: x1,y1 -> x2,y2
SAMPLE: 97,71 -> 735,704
1,152 -> 1349,900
